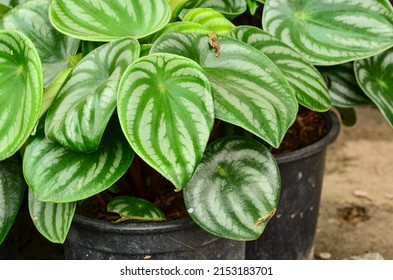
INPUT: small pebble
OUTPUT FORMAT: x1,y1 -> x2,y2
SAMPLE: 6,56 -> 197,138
350,252 -> 384,260
385,194 -> 393,200
353,190 -> 372,201
318,252 -> 332,260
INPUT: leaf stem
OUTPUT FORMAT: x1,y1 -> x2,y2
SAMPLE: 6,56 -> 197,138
208,119 -> 221,143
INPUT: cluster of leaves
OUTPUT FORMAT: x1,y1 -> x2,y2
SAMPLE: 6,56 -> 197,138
1,0 -> 393,245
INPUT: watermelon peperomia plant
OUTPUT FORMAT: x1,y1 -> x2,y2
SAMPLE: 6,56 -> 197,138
1,0 -> 393,245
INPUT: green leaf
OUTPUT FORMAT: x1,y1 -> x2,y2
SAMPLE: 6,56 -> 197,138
263,0 -> 393,65
184,136 -> 280,241
167,0 -> 189,21
184,0 -> 247,19
107,196 -> 166,223
81,41 -> 104,57
0,30 -> 43,160
140,44 -> 153,57
151,21 -> 210,43
318,63 -> 371,108
23,117 -> 134,203
0,0 -> 80,87
28,190 -> 75,244
0,0 -> 27,8
354,48 -> 393,128
118,53 -> 214,191
183,8 -> 235,35
38,68 -> 72,120
0,4 -> 10,19
49,0 -> 171,41
0,155 -> 25,245
45,38 -> 140,152
151,32 -> 298,148
336,107 -> 357,127
230,26 -> 331,112
246,0 -> 259,15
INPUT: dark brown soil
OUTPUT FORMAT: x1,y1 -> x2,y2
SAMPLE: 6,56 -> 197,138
272,107 -> 328,155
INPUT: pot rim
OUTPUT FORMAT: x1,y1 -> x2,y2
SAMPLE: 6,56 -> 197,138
275,110 -> 340,164
72,214 -> 197,234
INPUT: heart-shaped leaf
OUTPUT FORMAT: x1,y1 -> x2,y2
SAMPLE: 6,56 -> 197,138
263,0 -> 393,65
318,63 -> 371,108
107,196 -> 165,223
354,48 -> 393,128
0,155 -> 25,245
45,38 -> 140,152
118,53 -> 214,191
49,0 -> 171,41
183,8 -> 235,35
0,30 -> 43,160
23,117 -> 134,203
184,0 -> 247,19
28,190 -> 76,244
184,136 -> 280,241
151,32 -> 298,148
0,0 -> 80,87
230,26 -> 331,112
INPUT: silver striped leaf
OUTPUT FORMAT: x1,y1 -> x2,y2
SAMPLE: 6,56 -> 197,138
0,155 -> 25,244
263,0 -> 393,65
28,189 -> 76,244
184,136 -> 280,241
183,8 -> 235,35
354,48 -> 393,128
230,26 -> 331,112
23,118 -> 134,203
318,63 -> 371,108
49,0 -> 171,41
151,21 -> 210,43
107,196 -> 166,223
150,32 -> 298,148
45,38 -> 140,152
0,30 -> 43,160
117,53 -> 214,191
0,0 -> 80,88
184,0 -> 247,19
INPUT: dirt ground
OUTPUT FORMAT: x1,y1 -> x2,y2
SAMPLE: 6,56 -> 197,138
314,105 -> 393,260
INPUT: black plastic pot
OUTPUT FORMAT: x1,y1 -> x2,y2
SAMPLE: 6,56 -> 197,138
64,215 -> 245,260
246,111 -> 340,260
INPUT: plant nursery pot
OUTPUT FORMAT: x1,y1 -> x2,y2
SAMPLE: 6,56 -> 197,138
246,110 -> 340,260
64,215 -> 245,260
